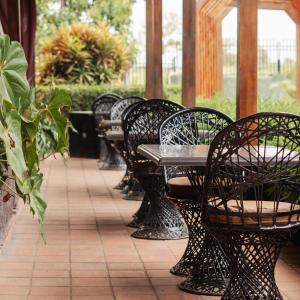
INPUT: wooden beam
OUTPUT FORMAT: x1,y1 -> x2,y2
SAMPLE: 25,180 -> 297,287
7,0 -> 20,41
296,23 -> 300,100
182,0 -> 198,107
145,0 -> 163,99
236,0 -> 258,119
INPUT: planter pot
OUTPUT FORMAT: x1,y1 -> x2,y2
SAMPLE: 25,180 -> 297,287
69,111 -> 99,158
0,178 -> 17,244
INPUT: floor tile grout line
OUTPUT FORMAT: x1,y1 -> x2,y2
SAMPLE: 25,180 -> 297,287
66,159 -> 72,300
27,157 -> 52,299
81,158 -> 116,300
100,164 -> 160,300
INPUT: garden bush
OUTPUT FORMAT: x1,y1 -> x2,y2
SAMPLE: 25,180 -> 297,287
36,22 -> 131,85
36,84 -> 181,110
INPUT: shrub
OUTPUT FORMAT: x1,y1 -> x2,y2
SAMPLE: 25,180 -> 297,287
36,84 -> 181,110
36,22 -> 131,85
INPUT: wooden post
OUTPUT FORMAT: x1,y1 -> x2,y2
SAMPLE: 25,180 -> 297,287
145,0 -> 163,99
7,0 -> 20,42
182,0 -> 198,107
236,0 -> 258,119
216,20 -> 224,95
296,23 -> 300,100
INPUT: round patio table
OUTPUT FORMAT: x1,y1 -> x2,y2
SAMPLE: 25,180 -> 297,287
99,119 -> 122,129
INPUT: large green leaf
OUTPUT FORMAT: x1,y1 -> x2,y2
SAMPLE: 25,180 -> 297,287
15,171 -> 47,224
28,170 -> 47,223
47,109 -> 70,155
48,89 -> 72,110
0,110 -> 28,182
0,35 -> 30,104
0,36 -> 71,230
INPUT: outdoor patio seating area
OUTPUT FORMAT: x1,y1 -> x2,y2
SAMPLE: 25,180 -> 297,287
0,1 -> 300,299
0,156 -> 298,300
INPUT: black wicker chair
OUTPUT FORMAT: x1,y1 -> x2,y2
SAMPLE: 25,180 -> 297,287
92,94 -> 122,169
160,107 -> 233,294
92,93 -> 121,122
110,96 -> 146,199
201,112 -> 300,299
123,99 -> 188,239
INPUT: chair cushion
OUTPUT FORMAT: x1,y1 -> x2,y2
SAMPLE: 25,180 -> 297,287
207,200 -> 300,226
167,177 -> 197,199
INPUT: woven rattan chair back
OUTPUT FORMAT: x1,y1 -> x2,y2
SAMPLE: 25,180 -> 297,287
91,93 -> 120,113
111,96 -> 146,130
92,93 -> 120,123
203,112 -> 300,230
160,107 -> 233,184
123,99 -> 183,167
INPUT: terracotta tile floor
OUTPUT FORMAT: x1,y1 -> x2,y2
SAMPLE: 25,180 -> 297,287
0,157 -> 299,300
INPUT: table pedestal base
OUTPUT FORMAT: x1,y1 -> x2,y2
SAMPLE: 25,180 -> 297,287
179,226 -> 229,296
131,174 -> 188,240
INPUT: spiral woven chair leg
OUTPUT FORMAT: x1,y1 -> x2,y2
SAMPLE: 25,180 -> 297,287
169,200 -> 202,276
100,140 -> 125,170
113,142 -> 129,190
114,168 -> 130,190
121,173 -> 133,194
131,174 -> 188,240
123,177 -> 144,201
215,229 -> 285,300
179,225 -> 229,296
127,193 -> 151,228
98,137 -> 109,168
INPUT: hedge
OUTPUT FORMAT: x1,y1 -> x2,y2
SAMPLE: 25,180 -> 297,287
36,84 -> 182,111
36,84 -> 299,117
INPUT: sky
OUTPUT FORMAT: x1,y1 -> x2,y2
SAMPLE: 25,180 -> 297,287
131,0 -> 296,42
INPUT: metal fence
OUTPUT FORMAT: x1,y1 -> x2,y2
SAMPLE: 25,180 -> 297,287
122,39 -> 296,85
122,53 -> 181,86
223,38 -> 296,76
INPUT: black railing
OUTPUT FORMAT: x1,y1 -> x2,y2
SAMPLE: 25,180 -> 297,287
122,39 -> 296,85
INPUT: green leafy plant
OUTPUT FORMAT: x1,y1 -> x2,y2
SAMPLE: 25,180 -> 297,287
0,34 -> 72,226
36,22 -> 131,85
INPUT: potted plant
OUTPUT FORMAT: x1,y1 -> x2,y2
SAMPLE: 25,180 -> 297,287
0,34 -> 72,230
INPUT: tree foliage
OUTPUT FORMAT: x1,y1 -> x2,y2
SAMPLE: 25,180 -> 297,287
36,0 -> 135,46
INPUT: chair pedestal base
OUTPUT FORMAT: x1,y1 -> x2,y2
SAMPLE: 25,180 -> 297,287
131,174 -> 188,240
127,194 -> 151,228
123,177 -> 144,201
169,200 -> 202,276
215,229 -> 284,300
179,226 -> 229,296
97,137 -> 125,170
98,137 -> 108,164
114,169 -> 129,190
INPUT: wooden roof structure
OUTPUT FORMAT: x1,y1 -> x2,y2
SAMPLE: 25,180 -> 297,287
146,0 -> 300,119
